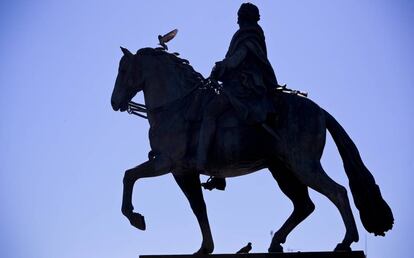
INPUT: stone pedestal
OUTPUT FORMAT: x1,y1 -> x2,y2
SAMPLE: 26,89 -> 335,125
140,251 -> 365,258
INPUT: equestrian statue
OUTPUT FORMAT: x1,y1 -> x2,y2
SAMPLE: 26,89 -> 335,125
110,3 -> 393,254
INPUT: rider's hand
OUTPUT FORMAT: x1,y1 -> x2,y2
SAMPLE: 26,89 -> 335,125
210,61 -> 226,81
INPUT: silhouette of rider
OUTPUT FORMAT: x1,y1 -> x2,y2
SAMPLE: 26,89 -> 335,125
197,3 -> 280,189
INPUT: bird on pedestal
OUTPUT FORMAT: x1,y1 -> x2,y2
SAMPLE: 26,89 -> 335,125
236,242 -> 252,254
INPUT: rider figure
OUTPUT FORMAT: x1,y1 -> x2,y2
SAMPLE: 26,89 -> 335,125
197,3 -> 280,189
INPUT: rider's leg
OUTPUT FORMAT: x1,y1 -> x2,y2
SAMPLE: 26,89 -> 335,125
262,123 -> 281,141
196,94 -> 230,170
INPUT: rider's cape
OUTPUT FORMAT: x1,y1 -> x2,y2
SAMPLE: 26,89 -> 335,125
221,24 -> 278,124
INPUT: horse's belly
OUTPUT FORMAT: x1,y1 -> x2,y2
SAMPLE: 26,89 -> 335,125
204,160 -> 267,177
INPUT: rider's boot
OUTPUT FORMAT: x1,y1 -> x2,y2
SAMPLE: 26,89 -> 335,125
201,176 -> 226,191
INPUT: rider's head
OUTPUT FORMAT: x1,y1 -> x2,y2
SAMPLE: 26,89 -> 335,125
237,3 -> 260,27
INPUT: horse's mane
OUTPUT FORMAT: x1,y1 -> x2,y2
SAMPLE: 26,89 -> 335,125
136,48 -> 204,86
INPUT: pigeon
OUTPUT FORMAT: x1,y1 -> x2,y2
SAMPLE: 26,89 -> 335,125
158,29 -> 178,50
236,242 -> 252,254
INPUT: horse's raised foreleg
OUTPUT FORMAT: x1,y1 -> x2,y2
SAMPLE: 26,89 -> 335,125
292,161 -> 359,251
268,166 -> 315,252
173,174 -> 214,254
121,157 -> 172,230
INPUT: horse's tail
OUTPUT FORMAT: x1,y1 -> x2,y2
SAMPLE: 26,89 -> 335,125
324,110 -> 394,236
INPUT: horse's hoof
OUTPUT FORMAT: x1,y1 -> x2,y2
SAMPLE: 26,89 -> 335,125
128,212 -> 146,230
268,243 -> 283,253
194,246 -> 213,255
121,204 -> 134,217
334,243 -> 352,252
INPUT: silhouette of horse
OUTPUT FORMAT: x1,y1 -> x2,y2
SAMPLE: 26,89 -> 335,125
110,47 -> 393,254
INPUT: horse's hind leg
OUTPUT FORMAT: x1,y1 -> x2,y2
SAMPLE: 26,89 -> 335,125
174,173 -> 214,254
292,161 -> 359,251
268,166 -> 315,252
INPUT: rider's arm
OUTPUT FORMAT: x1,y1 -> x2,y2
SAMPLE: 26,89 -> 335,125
211,44 -> 248,80
222,44 -> 248,69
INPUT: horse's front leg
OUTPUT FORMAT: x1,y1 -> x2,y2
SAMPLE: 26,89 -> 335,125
122,156 -> 171,230
174,173 -> 214,254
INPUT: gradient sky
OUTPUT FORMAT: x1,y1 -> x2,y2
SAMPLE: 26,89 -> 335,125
1,1 -> 413,258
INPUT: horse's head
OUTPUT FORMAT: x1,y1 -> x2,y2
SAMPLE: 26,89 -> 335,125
111,47 -> 146,112
112,46 -> 203,112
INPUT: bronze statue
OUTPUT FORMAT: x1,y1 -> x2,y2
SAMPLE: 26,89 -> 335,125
110,3 -> 393,254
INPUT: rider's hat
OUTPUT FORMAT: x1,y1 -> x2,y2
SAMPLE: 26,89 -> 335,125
238,3 -> 260,23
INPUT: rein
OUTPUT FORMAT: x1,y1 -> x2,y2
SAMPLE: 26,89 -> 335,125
127,101 -> 148,119
127,83 -> 203,120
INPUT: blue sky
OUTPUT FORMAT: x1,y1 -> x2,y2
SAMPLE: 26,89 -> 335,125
1,1 -> 413,258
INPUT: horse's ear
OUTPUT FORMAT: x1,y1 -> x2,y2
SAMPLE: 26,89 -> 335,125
120,46 -> 133,57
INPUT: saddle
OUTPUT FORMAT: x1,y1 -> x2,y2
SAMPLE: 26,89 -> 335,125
184,87 -> 243,128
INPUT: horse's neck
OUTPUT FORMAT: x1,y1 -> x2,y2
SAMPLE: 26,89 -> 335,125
143,72 -> 194,109
141,55 -> 202,138
145,93 -> 191,158
143,75 -> 195,130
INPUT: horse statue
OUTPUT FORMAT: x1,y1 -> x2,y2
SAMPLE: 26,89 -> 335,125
110,47 -> 393,254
